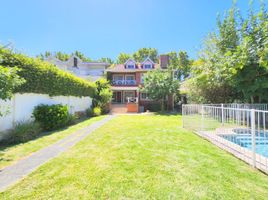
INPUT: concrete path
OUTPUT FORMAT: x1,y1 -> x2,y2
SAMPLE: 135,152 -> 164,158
0,115 -> 115,192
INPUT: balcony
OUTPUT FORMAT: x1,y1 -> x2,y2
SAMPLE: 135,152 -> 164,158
112,80 -> 137,85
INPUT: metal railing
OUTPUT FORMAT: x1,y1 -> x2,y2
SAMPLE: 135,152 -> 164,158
112,80 -> 137,85
127,97 -> 138,103
182,103 -> 268,174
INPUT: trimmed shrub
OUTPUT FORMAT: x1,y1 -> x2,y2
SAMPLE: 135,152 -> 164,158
8,121 -> 42,144
86,108 -> 94,117
67,113 -> 78,125
92,78 -> 112,113
0,48 -> 96,97
33,104 -> 69,131
147,102 -> 162,112
93,107 -> 101,116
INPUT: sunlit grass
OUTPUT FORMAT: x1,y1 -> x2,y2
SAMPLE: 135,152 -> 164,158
0,116 -> 105,169
1,114 -> 268,199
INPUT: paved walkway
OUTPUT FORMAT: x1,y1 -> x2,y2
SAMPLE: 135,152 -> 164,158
0,115 -> 115,192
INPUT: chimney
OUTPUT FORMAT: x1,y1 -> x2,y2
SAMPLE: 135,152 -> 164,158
159,55 -> 169,69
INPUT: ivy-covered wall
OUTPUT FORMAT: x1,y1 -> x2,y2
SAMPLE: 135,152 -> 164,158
0,49 -> 95,97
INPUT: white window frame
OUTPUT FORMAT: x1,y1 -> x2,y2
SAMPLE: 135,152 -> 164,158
113,74 -> 124,81
144,64 -> 152,69
125,74 -> 135,80
126,64 -> 135,69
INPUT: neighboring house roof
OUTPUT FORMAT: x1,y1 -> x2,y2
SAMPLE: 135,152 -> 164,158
45,55 -> 110,68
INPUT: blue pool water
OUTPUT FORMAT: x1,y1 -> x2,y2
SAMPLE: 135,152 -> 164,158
220,130 -> 268,158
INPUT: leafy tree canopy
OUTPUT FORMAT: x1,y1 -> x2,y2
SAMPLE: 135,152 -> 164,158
0,66 -> 25,100
133,48 -> 158,63
38,51 -> 113,63
116,53 -> 132,64
167,51 -> 193,80
116,48 -> 158,64
186,1 -> 268,103
142,68 -> 179,111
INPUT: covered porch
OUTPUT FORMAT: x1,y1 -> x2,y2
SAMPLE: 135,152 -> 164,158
111,87 -> 139,113
111,86 -> 139,104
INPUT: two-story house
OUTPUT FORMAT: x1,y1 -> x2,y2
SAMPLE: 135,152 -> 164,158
45,55 -> 110,81
106,55 -> 169,112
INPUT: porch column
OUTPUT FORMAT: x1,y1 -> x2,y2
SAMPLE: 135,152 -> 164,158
136,90 -> 139,104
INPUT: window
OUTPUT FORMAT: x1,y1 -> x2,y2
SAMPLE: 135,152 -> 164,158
141,92 -> 150,100
125,75 -> 135,80
113,75 -> 124,80
127,64 -> 135,69
144,64 -> 152,69
141,73 -> 144,83
124,91 -> 135,102
74,57 -> 78,67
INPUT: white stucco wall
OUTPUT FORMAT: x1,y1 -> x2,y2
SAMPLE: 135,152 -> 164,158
0,93 -> 92,133
45,56 -> 108,80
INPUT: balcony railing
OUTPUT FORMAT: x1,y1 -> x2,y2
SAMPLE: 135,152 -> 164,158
112,80 -> 137,85
127,97 -> 138,103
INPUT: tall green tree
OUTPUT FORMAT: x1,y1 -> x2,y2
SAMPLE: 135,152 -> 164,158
142,69 -> 179,111
116,53 -> 131,64
231,2 -> 268,102
167,51 -> 192,80
98,57 -> 114,64
186,1 -> 268,103
178,51 -> 192,79
92,78 -> 113,113
133,48 -> 158,63
55,52 -> 70,61
72,51 -> 92,62
37,51 -> 92,62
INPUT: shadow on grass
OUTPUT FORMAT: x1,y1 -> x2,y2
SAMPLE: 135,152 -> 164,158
0,117 -> 89,152
153,111 -> 181,116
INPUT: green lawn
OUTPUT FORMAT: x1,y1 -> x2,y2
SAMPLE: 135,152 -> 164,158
0,116 -> 105,169
1,114 -> 268,199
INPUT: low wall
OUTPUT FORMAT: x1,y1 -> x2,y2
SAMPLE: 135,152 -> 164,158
127,103 -> 138,113
0,93 -> 92,133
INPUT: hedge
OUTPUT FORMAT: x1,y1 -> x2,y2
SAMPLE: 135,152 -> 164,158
0,49 -> 95,97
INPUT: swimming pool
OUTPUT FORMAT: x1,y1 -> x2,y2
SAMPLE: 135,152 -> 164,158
220,129 -> 268,158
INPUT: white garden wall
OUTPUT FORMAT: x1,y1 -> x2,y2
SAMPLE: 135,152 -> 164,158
0,93 -> 92,133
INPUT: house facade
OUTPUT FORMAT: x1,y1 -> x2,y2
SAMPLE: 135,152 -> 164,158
106,55 -> 169,112
45,55 -> 110,81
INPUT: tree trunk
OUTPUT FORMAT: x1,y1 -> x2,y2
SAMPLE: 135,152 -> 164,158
161,98 -> 165,112
250,96 -> 254,104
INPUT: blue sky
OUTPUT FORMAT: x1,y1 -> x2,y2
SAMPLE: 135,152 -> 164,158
0,0 -> 261,60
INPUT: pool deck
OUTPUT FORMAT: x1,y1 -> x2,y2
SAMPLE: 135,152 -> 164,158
196,130 -> 268,174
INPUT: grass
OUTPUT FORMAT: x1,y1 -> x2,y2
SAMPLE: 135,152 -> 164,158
1,114 -> 268,199
183,114 -> 241,131
0,116 -> 105,169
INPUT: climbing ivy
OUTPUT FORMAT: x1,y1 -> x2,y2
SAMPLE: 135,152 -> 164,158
0,48 -> 95,97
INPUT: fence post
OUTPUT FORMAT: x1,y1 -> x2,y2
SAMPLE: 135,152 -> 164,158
221,104 -> 224,126
182,105 -> 184,128
251,109 -> 256,168
201,105 -> 204,131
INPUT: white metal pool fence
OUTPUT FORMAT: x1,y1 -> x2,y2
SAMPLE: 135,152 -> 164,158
182,103 -> 268,174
